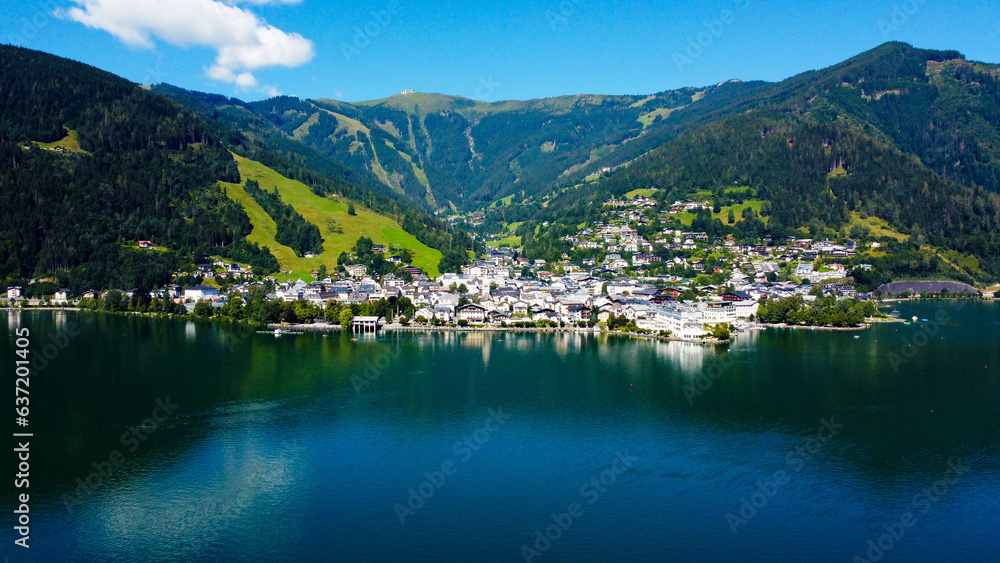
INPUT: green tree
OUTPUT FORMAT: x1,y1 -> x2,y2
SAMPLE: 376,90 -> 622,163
224,296 -> 245,320
293,300 -> 316,323
710,324 -> 731,341
727,209 -> 736,224
129,287 -> 152,312
395,296 -> 415,318
324,300 -> 342,324
353,236 -> 374,255
193,300 -> 213,317
339,308 -> 354,329
101,290 -> 128,312
439,247 -> 470,274
347,203 -> 356,216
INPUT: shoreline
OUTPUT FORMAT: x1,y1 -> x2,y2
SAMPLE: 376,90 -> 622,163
267,321 -> 730,345
760,323 -> 867,332
8,298 -> 995,342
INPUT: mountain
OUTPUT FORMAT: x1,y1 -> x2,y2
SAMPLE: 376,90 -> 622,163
155,82 -> 748,212
155,43 -> 1000,219
0,45 -> 473,291
3,42 -> 1000,287
0,45 -> 278,290
490,43 -> 1000,282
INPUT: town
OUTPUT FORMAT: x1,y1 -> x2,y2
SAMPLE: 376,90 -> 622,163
5,194 -> 933,340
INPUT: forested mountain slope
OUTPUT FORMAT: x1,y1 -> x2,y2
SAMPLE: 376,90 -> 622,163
0,46 -> 476,290
479,44 -> 1000,281
0,45 -> 275,289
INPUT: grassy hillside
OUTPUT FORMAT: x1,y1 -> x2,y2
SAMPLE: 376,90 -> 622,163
221,155 -> 441,280
224,87 -> 709,212
32,127 -> 88,154
0,45 -> 277,290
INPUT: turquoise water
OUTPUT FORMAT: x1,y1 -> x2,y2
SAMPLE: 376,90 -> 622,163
2,301 -> 999,561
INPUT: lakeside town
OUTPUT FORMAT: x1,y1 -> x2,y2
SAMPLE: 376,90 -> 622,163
5,194 -> 992,341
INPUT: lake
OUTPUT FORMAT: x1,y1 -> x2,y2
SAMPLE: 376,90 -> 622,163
3,301 -> 999,562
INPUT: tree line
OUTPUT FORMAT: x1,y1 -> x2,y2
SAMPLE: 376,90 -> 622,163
243,179 -> 323,257
756,296 -> 876,327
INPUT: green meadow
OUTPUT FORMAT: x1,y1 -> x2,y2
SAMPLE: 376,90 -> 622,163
220,155 -> 441,280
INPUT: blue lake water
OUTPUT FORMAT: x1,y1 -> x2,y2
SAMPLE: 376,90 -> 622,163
2,300 -> 999,562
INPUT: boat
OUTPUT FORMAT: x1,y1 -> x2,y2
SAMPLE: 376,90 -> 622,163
256,328 -> 304,336
912,316 -> 919,322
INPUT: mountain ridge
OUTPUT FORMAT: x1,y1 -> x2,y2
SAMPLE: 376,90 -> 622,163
4,41 -> 1000,285
0,45 -> 476,289
159,42 -> 1000,215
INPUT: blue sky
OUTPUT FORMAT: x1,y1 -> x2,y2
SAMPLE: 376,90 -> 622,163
2,0 -> 998,102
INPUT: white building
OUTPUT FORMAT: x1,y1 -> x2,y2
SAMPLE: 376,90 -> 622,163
346,265 -> 367,278
636,304 -> 709,341
733,300 -> 760,319
184,286 -> 219,301
701,302 -> 737,324
457,304 -> 488,323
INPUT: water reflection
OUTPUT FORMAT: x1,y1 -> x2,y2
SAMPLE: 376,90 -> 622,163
93,406 -> 305,560
654,340 -> 714,378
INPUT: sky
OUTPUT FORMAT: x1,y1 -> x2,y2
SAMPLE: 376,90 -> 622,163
2,0 -> 998,103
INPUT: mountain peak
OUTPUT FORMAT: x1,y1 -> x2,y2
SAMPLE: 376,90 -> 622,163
353,91 -> 483,116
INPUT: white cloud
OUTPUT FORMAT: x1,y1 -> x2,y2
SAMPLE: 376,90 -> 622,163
223,0 -> 303,4
59,0 -> 312,93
